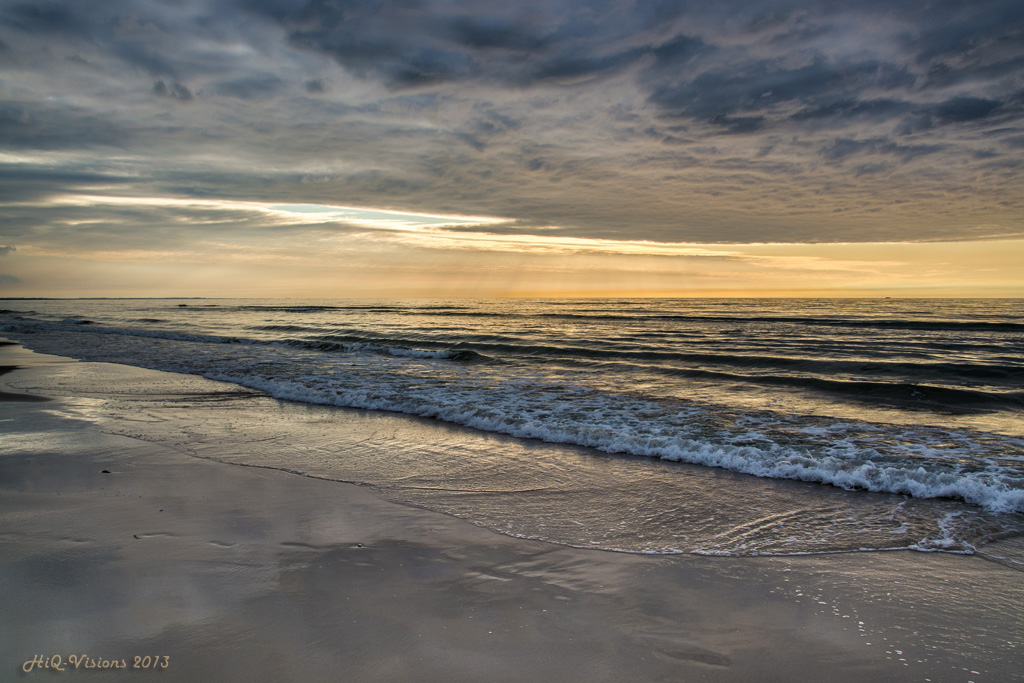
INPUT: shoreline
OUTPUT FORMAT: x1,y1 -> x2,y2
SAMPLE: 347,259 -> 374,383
1,342 -> 1022,681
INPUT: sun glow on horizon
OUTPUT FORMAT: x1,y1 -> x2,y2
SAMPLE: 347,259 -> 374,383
2,195 -> 1022,299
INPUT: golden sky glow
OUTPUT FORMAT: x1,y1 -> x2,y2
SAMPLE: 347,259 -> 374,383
4,194 -> 1022,298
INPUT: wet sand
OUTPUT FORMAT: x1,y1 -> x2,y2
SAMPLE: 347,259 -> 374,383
1,342 -> 1021,682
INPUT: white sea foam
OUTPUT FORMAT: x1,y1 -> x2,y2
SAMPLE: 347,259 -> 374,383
190,369 -> 1024,515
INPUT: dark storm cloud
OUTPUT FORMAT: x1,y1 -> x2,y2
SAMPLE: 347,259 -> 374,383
250,0 -> 683,88
0,102 -> 132,150
0,166 -> 137,202
2,2 -> 80,35
819,138 -> 946,163
790,98 -> 912,124
153,80 -> 194,101
934,97 -> 1002,123
239,0 -> 1023,153
1,0 -> 1023,244
110,40 -> 182,79
0,1 -> 182,76
445,15 -> 551,52
902,1 -> 1024,67
649,59 -> 916,121
212,75 -> 287,100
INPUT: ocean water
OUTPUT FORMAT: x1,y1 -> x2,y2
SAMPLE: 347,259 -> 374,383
2,298 -> 1023,557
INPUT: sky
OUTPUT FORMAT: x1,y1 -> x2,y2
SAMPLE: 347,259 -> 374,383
0,0 -> 1022,298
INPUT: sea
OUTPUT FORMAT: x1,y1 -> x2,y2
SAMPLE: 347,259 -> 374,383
3,298 -> 1023,559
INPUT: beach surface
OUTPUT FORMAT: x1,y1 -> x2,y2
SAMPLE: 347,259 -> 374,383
1,341 -> 1021,682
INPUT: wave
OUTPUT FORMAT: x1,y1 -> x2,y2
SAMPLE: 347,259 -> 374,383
583,361 -> 1024,412
16,316 -> 1023,385
274,337 -> 490,362
235,304 -> 404,313
383,346 -> 490,362
6,315 -> 1021,411
526,312 -> 1024,332
752,374 -> 1024,412
4,317 -> 492,365
262,331 -> 1018,379
279,334 -> 1021,386
201,371 -> 1024,515
3,319 -> 246,346
774,377 -> 1024,411
250,324 -> 322,332
558,347 -> 1020,381
3,313 -> 1022,516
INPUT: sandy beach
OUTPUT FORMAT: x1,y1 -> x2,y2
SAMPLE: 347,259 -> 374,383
2,340 -> 1022,682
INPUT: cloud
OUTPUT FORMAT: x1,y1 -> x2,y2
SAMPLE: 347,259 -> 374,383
0,245 -> 15,256
0,102 -> 133,150
0,0 -> 1020,250
649,59 -> 916,123
255,1 -> 695,89
791,98 -> 911,124
0,274 -> 20,284
212,75 -> 286,101
0,165 -> 137,202
2,2 -> 81,36
820,138 -> 946,163
153,80 -> 194,101
934,97 -> 1002,123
